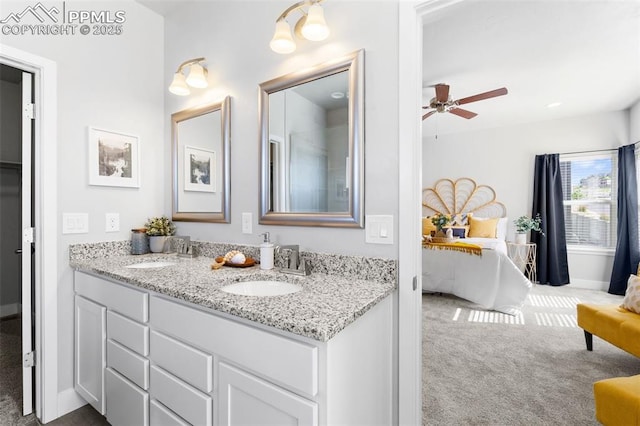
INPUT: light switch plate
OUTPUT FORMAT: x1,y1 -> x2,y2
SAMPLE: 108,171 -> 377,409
365,215 -> 394,244
62,213 -> 89,234
242,212 -> 252,234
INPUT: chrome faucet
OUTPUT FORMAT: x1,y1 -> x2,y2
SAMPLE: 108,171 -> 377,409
171,235 -> 196,258
276,244 -> 310,276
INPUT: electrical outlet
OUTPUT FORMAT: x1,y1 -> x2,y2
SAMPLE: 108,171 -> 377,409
242,212 -> 252,234
105,213 -> 120,232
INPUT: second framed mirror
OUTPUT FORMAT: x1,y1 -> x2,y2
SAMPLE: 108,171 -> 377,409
171,96 -> 231,223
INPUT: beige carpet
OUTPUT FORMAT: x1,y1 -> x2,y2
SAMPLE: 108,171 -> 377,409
423,284 -> 640,425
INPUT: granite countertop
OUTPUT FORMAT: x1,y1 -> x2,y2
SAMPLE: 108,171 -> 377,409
70,252 -> 396,342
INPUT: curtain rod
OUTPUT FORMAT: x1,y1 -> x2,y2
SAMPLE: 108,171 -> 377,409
561,142 -> 640,156
559,148 -> 617,156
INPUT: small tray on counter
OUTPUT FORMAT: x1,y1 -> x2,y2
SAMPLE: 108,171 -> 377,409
214,256 -> 257,268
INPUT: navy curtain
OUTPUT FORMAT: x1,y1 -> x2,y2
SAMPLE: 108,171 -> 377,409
531,154 -> 570,285
609,144 -> 640,295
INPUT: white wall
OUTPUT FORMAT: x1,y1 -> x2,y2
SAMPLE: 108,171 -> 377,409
423,110 -> 630,289
161,1 -> 399,257
631,99 -> 640,142
0,0 -> 165,410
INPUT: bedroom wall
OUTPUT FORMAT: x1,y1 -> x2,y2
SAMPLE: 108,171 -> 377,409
422,110 -> 630,290
630,99 -> 640,143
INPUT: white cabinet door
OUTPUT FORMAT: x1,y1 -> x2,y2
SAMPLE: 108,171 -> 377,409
74,295 -> 106,414
218,362 -> 318,426
105,368 -> 149,426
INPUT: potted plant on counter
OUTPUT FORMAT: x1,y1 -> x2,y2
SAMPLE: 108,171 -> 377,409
145,216 -> 176,252
514,213 -> 544,244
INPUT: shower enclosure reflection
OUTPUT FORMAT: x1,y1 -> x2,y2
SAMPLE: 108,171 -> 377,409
259,50 -> 364,227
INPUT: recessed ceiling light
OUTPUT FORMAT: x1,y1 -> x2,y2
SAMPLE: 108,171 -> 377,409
331,91 -> 345,99
547,102 -> 562,108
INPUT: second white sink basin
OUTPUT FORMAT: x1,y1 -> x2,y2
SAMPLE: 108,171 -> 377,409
125,261 -> 177,269
221,281 -> 302,297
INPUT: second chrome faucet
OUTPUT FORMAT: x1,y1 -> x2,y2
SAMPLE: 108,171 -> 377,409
275,244 -> 310,276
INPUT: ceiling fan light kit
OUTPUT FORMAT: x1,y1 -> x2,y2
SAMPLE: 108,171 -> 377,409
422,84 -> 508,120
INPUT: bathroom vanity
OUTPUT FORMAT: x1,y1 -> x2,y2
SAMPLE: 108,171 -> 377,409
70,246 -> 396,426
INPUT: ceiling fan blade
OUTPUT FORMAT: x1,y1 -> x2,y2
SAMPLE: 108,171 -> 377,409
448,108 -> 477,119
456,87 -> 508,105
434,84 -> 449,103
422,110 -> 437,120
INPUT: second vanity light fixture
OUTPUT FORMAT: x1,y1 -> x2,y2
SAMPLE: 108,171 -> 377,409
270,0 -> 330,54
168,57 -> 208,96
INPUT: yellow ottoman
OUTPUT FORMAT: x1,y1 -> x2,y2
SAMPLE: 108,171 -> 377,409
594,375 -> 640,425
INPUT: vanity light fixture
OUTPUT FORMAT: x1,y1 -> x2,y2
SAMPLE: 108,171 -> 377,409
269,0 -> 329,54
169,57 -> 209,96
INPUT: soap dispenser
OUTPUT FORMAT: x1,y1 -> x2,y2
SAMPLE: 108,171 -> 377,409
259,232 -> 274,270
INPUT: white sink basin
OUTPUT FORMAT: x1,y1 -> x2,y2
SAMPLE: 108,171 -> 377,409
125,261 -> 177,269
221,281 -> 302,297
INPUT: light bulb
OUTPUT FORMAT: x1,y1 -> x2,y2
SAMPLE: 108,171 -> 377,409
186,63 -> 208,88
270,20 -> 296,54
169,72 -> 189,96
301,4 -> 329,41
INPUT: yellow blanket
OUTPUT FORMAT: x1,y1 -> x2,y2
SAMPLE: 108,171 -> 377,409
422,241 -> 483,257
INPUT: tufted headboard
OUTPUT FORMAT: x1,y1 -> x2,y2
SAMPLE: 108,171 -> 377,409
422,177 -> 507,221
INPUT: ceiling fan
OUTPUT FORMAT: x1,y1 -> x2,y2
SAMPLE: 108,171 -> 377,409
422,84 -> 508,120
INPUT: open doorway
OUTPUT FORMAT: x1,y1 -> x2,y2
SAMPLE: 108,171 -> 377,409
0,63 -> 35,418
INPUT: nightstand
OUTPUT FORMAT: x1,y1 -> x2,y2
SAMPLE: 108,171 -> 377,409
507,242 -> 537,283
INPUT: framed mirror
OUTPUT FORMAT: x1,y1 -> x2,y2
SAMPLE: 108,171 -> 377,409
259,49 -> 364,227
172,97 -> 231,223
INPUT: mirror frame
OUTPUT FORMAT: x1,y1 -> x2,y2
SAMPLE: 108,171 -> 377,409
171,96 -> 231,223
258,49 -> 364,227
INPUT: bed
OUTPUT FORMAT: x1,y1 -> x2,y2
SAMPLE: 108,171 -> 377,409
422,178 -> 532,315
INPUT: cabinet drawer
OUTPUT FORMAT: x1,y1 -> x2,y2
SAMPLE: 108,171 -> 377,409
107,339 -> 149,390
75,271 -> 148,322
150,296 -> 318,397
150,399 -> 190,426
105,368 -> 149,426
107,310 -> 149,356
218,362 -> 318,426
150,365 -> 212,426
150,330 -> 212,393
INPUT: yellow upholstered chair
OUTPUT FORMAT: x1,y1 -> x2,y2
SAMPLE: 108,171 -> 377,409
594,375 -> 640,425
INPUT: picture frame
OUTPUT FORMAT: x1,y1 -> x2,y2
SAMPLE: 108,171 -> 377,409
88,127 -> 140,188
184,145 -> 216,192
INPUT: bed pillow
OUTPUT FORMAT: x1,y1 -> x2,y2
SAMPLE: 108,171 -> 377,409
621,274 -> 640,314
444,225 -> 469,238
422,217 -> 437,236
496,217 -> 508,240
468,216 -> 499,238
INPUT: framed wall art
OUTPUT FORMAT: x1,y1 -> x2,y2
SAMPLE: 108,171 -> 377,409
88,127 -> 140,188
184,145 -> 216,192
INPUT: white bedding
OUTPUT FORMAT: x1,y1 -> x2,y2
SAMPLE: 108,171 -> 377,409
422,241 -> 532,315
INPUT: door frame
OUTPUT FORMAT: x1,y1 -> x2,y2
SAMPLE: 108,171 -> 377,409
397,1 -> 463,424
0,44 -> 59,424
21,69 -> 33,416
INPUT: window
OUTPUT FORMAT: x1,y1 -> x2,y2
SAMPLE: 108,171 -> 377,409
559,152 -> 617,249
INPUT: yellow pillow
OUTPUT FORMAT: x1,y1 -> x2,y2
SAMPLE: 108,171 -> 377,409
468,216 -> 499,238
422,217 -> 437,236
621,274 -> 640,314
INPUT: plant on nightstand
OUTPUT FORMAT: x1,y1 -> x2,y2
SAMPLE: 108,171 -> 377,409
145,216 -> 176,252
514,214 -> 544,244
